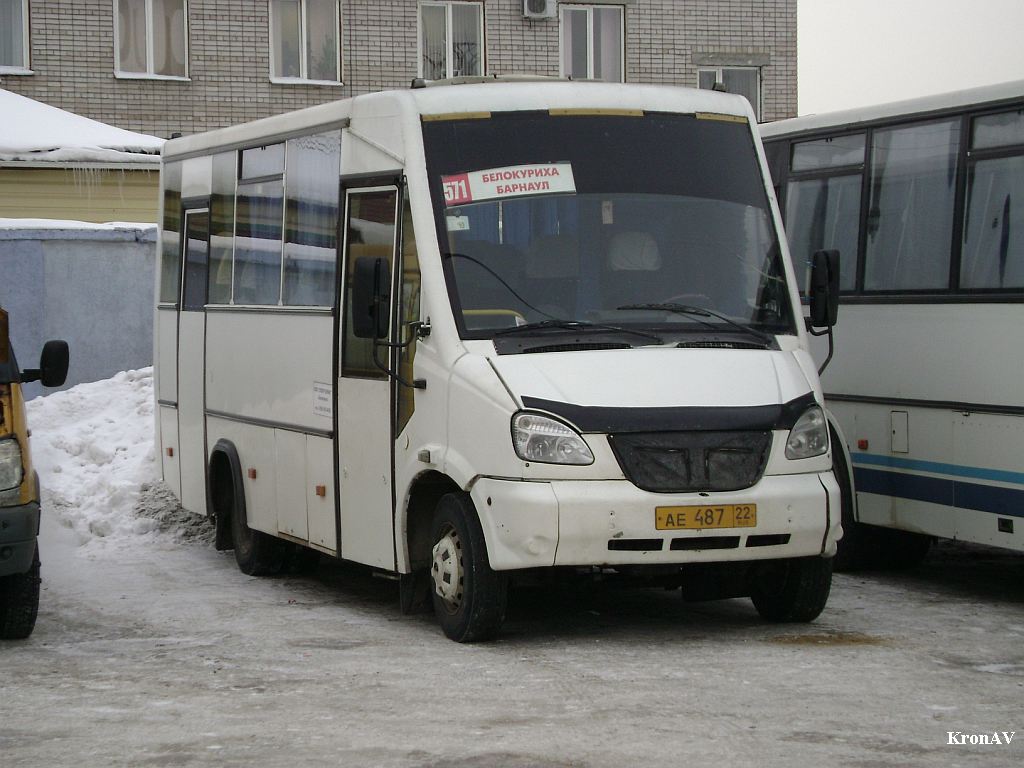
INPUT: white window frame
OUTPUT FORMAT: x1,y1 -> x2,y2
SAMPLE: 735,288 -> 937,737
558,3 -> 625,82
698,66 -> 761,121
269,0 -> 343,85
0,0 -> 31,74
417,1 -> 485,80
113,0 -> 189,80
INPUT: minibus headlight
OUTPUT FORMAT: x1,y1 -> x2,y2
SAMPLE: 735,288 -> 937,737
0,437 -> 24,492
785,406 -> 829,460
511,412 -> 594,465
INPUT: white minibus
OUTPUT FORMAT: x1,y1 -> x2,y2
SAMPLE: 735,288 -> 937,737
761,80 -> 1024,568
156,79 -> 842,641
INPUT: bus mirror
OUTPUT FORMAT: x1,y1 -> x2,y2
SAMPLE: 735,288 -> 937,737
22,340 -> 69,387
352,257 -> 391,339
809,250 -> 840,328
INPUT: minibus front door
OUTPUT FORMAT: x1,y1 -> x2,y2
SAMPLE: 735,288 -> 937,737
177,205 -> 210,515
336,185 -> 400,569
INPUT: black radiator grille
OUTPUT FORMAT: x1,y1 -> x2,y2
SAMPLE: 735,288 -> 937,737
609,431 -> 771,493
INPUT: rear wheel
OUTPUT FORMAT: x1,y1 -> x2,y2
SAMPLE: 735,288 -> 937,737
228,480 -> 286,577
0,545 -> 41,639
750,556 -> 832,623
430,493 -> 507,642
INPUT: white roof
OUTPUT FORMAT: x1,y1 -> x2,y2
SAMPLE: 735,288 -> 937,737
165,81 -> 754,160
760,79 -> 1024,138
0,89 -> 163,164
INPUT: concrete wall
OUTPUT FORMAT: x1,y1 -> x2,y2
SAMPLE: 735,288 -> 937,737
0,224 -> 156,400
0,1 -> 797,138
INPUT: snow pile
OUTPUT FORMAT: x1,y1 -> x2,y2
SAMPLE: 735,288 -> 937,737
25,367 -> 204,547
1,88 -> 163,164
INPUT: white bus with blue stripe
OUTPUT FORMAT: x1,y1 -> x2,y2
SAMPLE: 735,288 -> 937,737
760,80 -> 1024,566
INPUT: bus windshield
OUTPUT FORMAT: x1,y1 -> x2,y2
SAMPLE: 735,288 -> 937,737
422,111 -> 794,341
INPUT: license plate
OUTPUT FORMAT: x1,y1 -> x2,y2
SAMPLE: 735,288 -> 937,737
655,504 -> 757,530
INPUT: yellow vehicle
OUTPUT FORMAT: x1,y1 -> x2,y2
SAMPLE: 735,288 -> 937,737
0,306 -> 68,639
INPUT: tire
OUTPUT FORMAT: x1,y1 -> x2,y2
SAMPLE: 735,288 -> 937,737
750,556 -> 832,623
229,480 -> 285,577
430,493 -> 508,642
0,545 -> 41,640
876,529 -> 932,570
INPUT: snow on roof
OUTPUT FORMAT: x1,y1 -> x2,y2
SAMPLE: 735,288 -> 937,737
0,88 -> 163,164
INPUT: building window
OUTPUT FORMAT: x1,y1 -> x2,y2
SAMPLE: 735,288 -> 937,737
560,4 -> 623,82
270,0 -> 341,83
420,2 -> 483,80
699,67 -> 760,121
115,0 -> 188,78
0,0 -> 29,71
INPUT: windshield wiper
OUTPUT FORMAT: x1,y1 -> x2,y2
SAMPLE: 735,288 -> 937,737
494,318 -> 662,344
617,303 -> 774,348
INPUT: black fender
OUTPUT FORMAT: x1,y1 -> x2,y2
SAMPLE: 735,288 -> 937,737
208,439 -> 245,551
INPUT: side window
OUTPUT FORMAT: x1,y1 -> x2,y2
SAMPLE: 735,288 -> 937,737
283,131 -> 342,306
234,145 -> 285,305
181,210 -> 210,311
342,188 -> 398,378
116,0 -> 188,77
699,67 -> 760,121
560,4 -> 624,83
420,1 -> 484,80
158,161 -> 183,304
961,109 -> 1024,289
0,0 -> 29,71
270,0 -> 341,82
208,152 -> 236,305
783,134 -> 866,292
864,119 -> 960,291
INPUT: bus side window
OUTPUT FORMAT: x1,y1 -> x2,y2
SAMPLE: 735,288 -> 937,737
283,131 -> 343,307
159,161 -> 183,304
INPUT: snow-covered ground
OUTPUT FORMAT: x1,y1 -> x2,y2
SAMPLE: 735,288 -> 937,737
4,372 -> 1022,767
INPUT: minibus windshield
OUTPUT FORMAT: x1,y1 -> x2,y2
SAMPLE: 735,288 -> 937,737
423,111 -> 795,341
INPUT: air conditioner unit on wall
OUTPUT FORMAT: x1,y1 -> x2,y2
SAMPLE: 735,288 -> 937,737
524,0 -> 557,20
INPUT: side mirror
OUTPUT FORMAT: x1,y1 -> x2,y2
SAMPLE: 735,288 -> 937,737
351,257 -> 391,339
809,249 -> 840,328
22,339 -> 70,387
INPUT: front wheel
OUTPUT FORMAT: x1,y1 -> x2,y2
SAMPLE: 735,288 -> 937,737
750,556 -> 832,623
430,493 -> 508,642
0,545 -> 41,639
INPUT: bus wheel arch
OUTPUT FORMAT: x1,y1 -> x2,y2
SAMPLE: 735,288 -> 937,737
208,439 -> 284,576
828,419 -> 865,571
399,472 -> 460,615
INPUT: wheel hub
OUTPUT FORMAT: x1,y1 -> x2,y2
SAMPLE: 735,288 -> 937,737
431,526 -> 464,610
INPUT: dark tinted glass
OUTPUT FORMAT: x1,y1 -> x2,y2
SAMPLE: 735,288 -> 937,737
423,112 -> 792,337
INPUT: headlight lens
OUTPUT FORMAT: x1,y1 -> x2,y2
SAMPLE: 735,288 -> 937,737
512,412 -> 594,465
785,406 -> 829,460
0,437 -> 24,492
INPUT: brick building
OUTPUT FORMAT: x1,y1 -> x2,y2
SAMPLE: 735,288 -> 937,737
0,1 -> 796,139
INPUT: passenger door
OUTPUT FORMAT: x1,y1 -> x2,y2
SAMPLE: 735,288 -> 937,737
177,205 -> 210,515
337,185 -> 400,568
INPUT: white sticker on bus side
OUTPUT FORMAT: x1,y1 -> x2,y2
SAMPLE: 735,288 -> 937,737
313,381 -> 332,419
442,163 -> 576,207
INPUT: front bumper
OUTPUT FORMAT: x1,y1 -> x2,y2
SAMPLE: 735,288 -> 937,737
471,472 -> 840,571
0,501 -> 40,577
